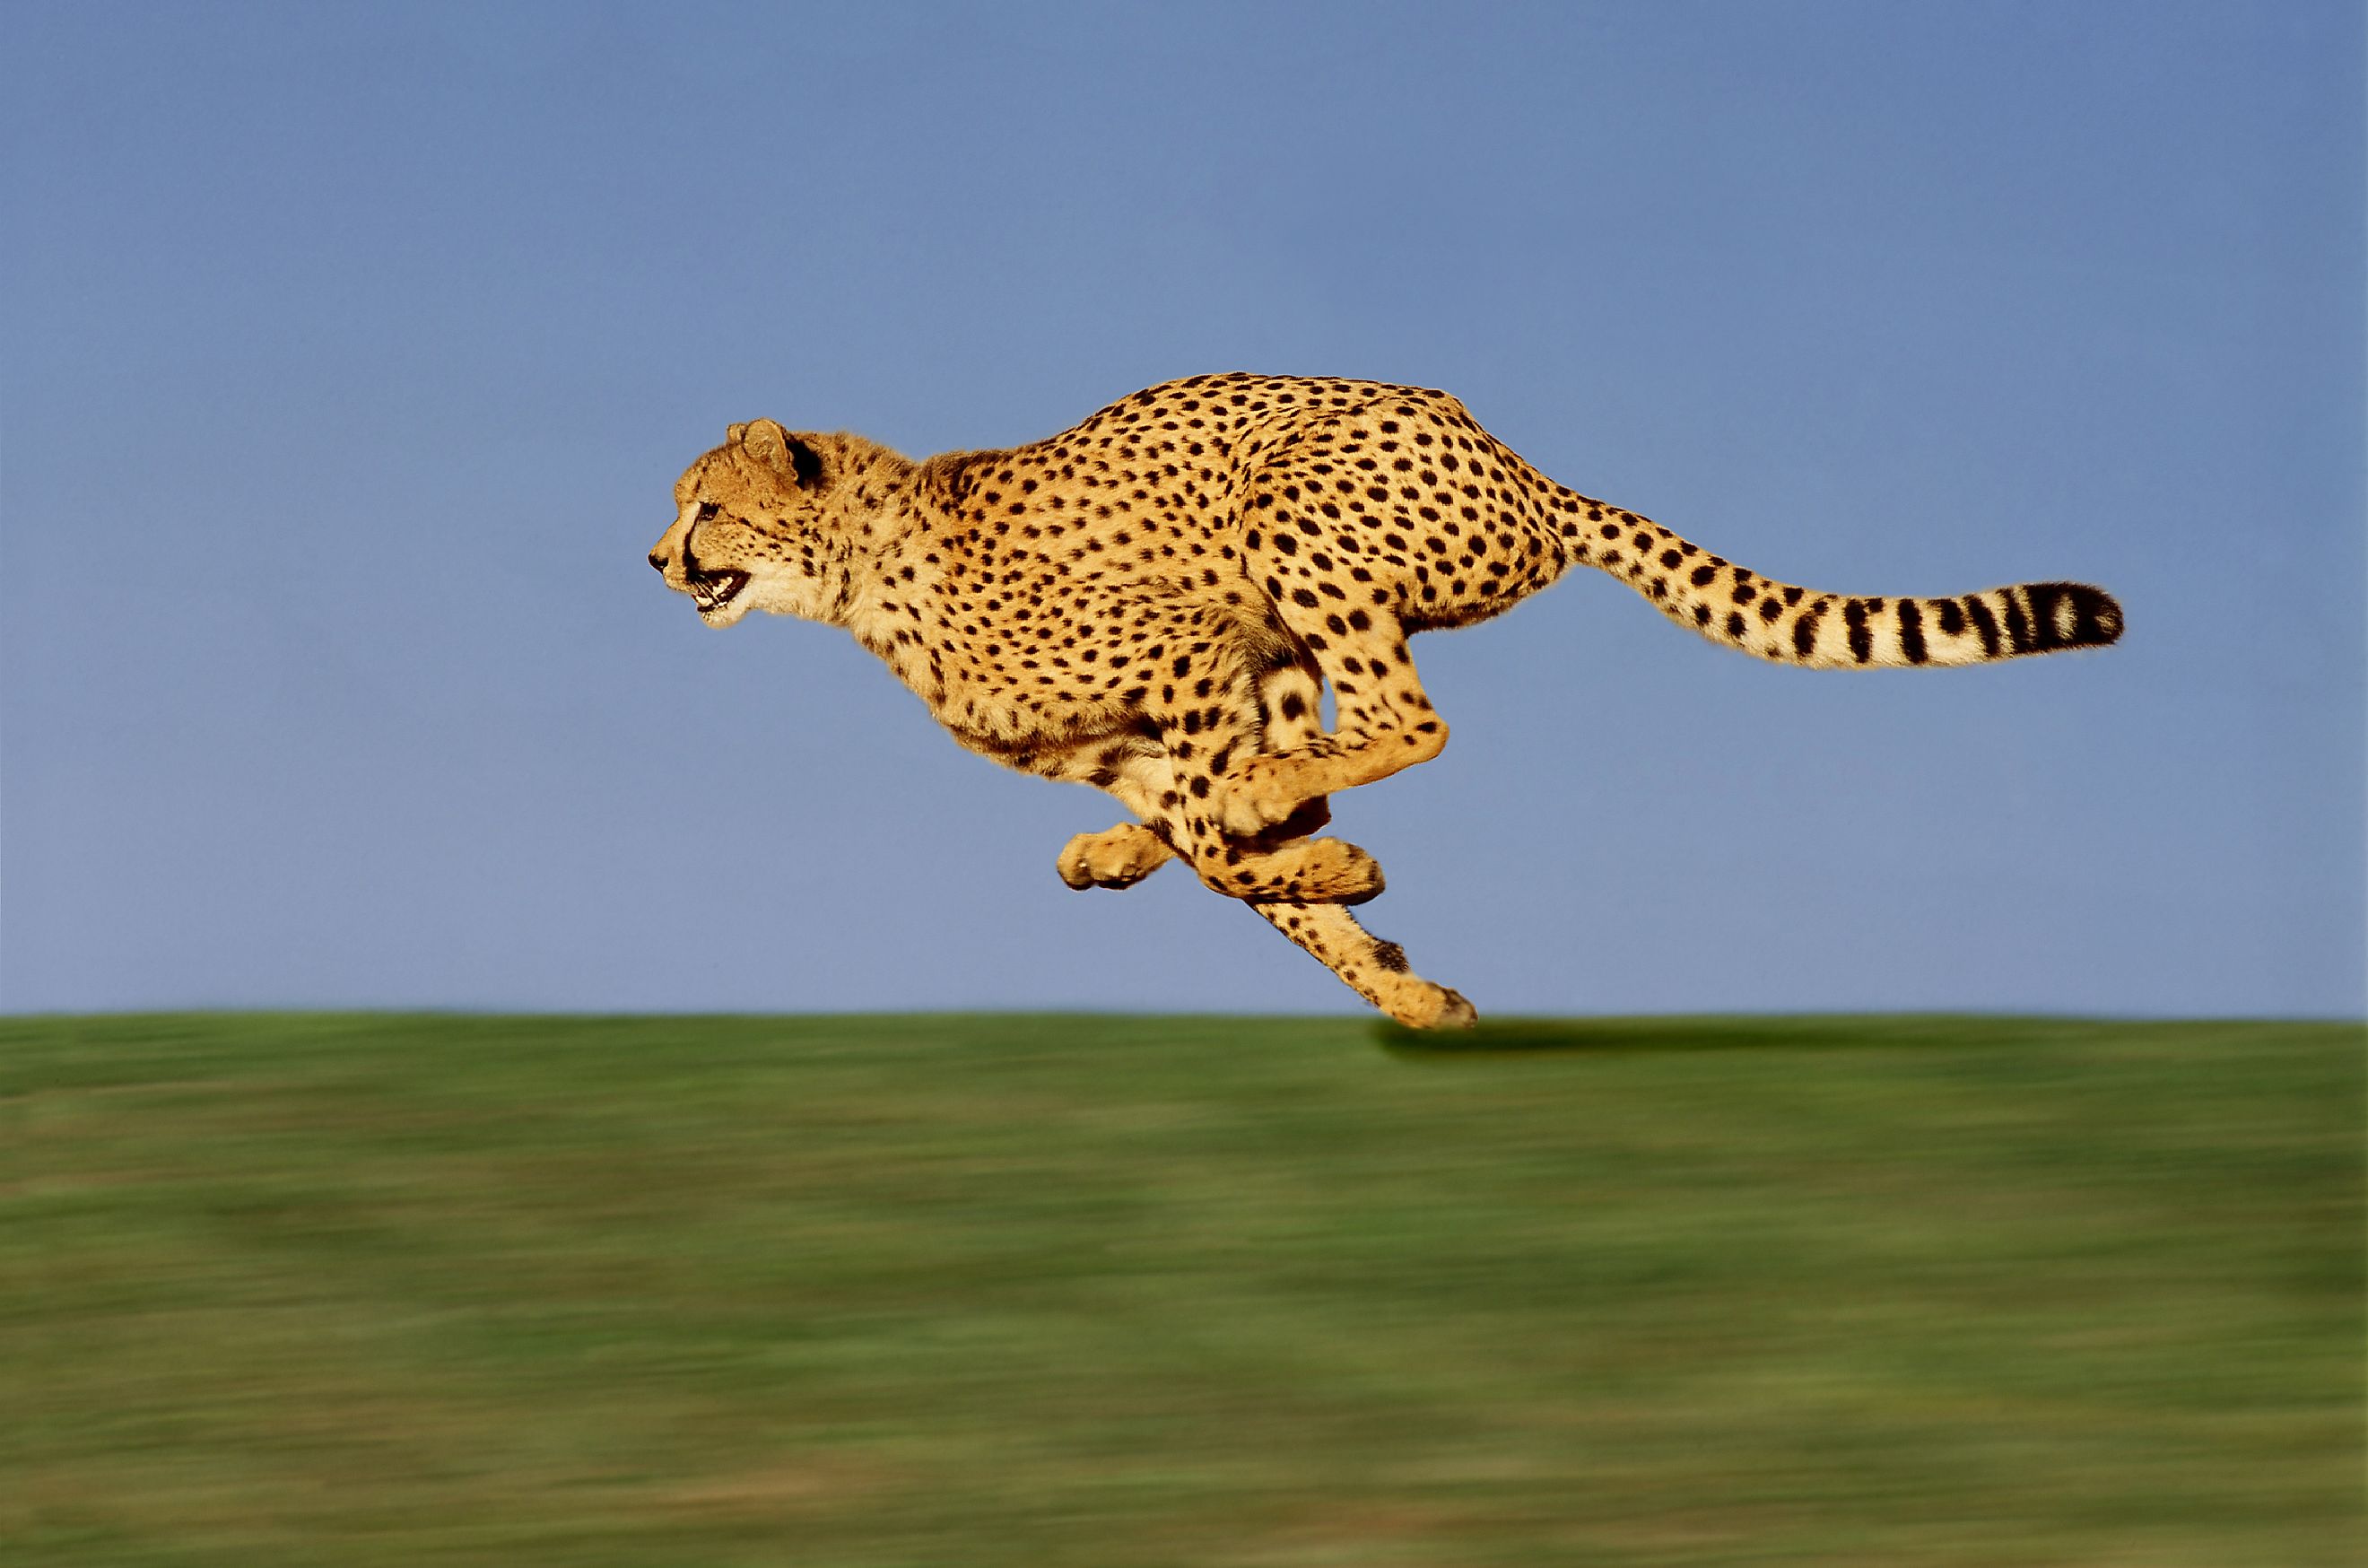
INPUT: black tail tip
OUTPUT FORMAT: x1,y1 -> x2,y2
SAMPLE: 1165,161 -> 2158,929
2026,581 -> 2123,651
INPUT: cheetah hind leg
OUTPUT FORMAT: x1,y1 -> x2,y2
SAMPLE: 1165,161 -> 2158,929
1221,605 -> 1448,837
1057,822 -> 1174,890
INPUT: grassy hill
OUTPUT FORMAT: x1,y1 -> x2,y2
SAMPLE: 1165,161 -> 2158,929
2,1014 -> 2358,1565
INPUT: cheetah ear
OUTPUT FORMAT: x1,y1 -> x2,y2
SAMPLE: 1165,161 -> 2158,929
739,418 -> 825,490
726,422 -> 750,445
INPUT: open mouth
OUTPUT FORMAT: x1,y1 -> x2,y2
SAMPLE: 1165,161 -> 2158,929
689,569 -> 749,614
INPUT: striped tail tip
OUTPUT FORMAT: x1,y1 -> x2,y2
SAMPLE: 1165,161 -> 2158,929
1892,579 -> 2123,666
2016,582 -> 2123,653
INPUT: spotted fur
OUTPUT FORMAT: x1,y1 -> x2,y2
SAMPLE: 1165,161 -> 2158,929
649,374 -> 2122,1026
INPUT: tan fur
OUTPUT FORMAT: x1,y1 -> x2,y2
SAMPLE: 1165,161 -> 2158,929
650,374 -> 2121,1026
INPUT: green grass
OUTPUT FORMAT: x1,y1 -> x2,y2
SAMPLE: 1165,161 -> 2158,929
1,1013 -> 2358,1566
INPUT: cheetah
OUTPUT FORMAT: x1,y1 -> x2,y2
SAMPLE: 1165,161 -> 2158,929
648,374 -> 2122,1028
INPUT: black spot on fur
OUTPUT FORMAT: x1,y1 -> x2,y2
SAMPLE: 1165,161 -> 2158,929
1791,603 -> 1824,658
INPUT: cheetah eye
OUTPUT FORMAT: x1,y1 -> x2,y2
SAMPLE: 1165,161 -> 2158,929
695,501 -> 721,522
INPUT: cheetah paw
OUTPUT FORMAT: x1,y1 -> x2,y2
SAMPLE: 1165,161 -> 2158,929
1387,984 -> 1478,1031
1057,823 -> 1172,891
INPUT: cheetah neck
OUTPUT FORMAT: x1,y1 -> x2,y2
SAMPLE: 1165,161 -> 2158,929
840,449 -> 1029,710
831,450 -> 957,647
797,443 -> 930,631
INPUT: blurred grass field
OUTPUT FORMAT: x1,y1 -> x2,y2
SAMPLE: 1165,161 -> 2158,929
2,1013 -> 2358,1566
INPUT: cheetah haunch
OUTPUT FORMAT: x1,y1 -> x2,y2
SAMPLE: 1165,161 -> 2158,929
649,374 -> 2122,1027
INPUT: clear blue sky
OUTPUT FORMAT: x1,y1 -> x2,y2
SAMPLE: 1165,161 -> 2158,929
4,1 -> 2360,1018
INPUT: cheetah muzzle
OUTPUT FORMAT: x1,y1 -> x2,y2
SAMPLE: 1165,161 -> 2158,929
686,567 -> 748,619
647,376 -> 2123,1027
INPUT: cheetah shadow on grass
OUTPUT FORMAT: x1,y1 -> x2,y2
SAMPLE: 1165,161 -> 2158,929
1374,1015 -> 2051,1058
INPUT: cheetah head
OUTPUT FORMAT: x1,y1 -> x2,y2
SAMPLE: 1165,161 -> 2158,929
648,419 -> 849,628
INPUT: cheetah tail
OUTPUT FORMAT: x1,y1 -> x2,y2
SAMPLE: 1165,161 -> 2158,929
1565,510 -> 2122,668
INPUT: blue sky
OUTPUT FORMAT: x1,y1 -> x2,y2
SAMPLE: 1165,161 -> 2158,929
3,1 -> 2360,1018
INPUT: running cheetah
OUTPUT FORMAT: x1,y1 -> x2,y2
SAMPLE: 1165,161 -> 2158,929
648,374 -> 2122,1027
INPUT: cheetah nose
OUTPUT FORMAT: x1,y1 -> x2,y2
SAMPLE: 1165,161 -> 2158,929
647,547 -> 669,573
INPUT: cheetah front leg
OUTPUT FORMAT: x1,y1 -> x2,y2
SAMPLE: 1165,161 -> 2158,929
1100,632 -> 1390,906
1234,658 -> 1476,1029
1050,659 -> 1472,1024
1054,812 -> 1469,1024
1056,813 -> 1376,903
1249,902 -> 1476,1030
1049,657 -> 1354,899
1055,711 -> 1380,905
